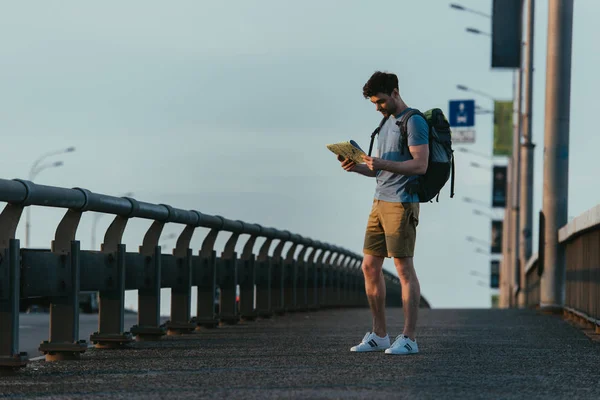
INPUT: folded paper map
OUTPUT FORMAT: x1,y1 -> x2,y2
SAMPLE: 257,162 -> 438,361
326,140 -> 366,164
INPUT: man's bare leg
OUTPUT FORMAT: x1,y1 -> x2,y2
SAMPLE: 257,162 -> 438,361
361,254 -> 387,337
393,256 -> 420,340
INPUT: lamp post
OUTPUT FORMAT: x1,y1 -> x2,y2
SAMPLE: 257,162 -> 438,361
25,146 -> 76,248
466,27 -> 492,37
455,147 -> 492,161
475,105 -> 494,115
466,236 -> 490,248
471,270 -> 487,279
464,196 -> 492,210
473,209 -> 496,220
456,84 -> 496,101
518,0 -> 536,308
470,162 -> 491,171
91,192 -> 134,250
449,3 -> 491,19
475,247 -> 490,256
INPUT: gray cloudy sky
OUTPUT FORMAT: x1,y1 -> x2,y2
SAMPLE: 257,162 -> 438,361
1,0 -> 599,314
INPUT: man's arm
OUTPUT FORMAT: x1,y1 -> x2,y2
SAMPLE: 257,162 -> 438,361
349,163 -> 378,177
340,157 -> 377,177
363,144 -> 429,176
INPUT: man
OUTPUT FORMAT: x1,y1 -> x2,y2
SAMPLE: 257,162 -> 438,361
339,71 -> 428,355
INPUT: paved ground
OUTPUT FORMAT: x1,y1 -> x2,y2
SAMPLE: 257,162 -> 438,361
1,307 -> 599,399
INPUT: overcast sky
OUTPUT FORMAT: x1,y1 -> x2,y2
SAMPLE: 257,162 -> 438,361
1,0 -> 598,314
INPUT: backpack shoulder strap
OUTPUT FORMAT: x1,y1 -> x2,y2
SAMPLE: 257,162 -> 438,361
396,109 -> 427,156
368,116 -> 389,156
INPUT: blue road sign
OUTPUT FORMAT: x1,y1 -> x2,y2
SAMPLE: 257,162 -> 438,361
449,100 -> 475,127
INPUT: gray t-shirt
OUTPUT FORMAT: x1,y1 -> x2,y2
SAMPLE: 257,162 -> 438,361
374,108 -> 429,203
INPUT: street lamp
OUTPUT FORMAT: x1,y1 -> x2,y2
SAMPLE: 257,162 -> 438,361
455,147 -> 492,161
473,209 -> 495,220
466,236 -> 490,248
463,196 -> 491,209
456,84 -> 496,100
449,3 -> 491,19
25,147 -> 76,248
475,247 -> 491,255
470,162 -> 491,171
475,105 -> 494,115
91,192 -> 134,250
470,270 -> 487,279
466,27 -> 491,37
28,147 -> 75,182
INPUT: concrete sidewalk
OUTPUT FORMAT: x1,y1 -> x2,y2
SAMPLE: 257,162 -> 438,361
1,307 -> 599,399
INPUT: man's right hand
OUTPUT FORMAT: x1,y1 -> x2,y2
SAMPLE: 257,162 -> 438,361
338,155 -> 356,172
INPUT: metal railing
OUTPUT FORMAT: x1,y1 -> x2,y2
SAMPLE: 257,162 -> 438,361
524,253 -> 540,308
523,203 -> 600,332
0,178 -> 428,371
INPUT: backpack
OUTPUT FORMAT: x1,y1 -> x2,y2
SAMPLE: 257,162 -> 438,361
368,108 -> 455,203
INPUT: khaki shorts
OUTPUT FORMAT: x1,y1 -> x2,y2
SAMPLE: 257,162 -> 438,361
363,199 -> 419,258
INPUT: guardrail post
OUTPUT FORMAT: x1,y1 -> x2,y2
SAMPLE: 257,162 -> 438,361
306,245 -> 319,311
194,228 -> 219,329
271,238 -> 287,315
386,275 -> 402,307
255,238 -> 273,318
130,220 -> 166,341
90,215 -> 133,348
239,230 -> 260,322
343,258 -> 352,307
0,203 -> 28,371
319,251 -> 333,308
341,257 -> 351,306
165,224 -> 197,335
324,252 -> 337,308
39,209 -> 87,361
312,248 -> 327,310
295,242 -> 310,312
283,242 -> 299,312
332,254 -> 345,307
219,228 -> 242,325
354,258 -> 364,307
350,257 -> 361,307
345,258 -> 353,307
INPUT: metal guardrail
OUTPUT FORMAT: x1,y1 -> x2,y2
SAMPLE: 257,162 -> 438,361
524,253 -> 540,308
0,178 -> 424,371
523,203 -> 600,332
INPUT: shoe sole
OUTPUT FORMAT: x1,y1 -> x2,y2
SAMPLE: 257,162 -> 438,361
350,347 -> 389,352
384,350 -> 418,355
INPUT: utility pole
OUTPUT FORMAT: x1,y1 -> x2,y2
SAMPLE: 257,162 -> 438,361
500,159 -> 513,308
519,0 -> 535,307
540,0 -> 574,311
511,62 -> 523,307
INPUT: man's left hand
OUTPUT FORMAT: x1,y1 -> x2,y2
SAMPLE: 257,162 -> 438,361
363,155 -> 383,171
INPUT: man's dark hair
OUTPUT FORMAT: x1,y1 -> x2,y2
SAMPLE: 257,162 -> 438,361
362,71 -> 399,99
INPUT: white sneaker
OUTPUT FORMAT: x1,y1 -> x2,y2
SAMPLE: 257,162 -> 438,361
350,332 -> 390,352
385,335 -> 419,355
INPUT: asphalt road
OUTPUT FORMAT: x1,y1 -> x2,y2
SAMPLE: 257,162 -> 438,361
4,308 -> 600,399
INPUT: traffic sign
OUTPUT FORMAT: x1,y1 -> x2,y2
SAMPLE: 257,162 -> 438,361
449,100 -> 475,127
452,129 -> 476,143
